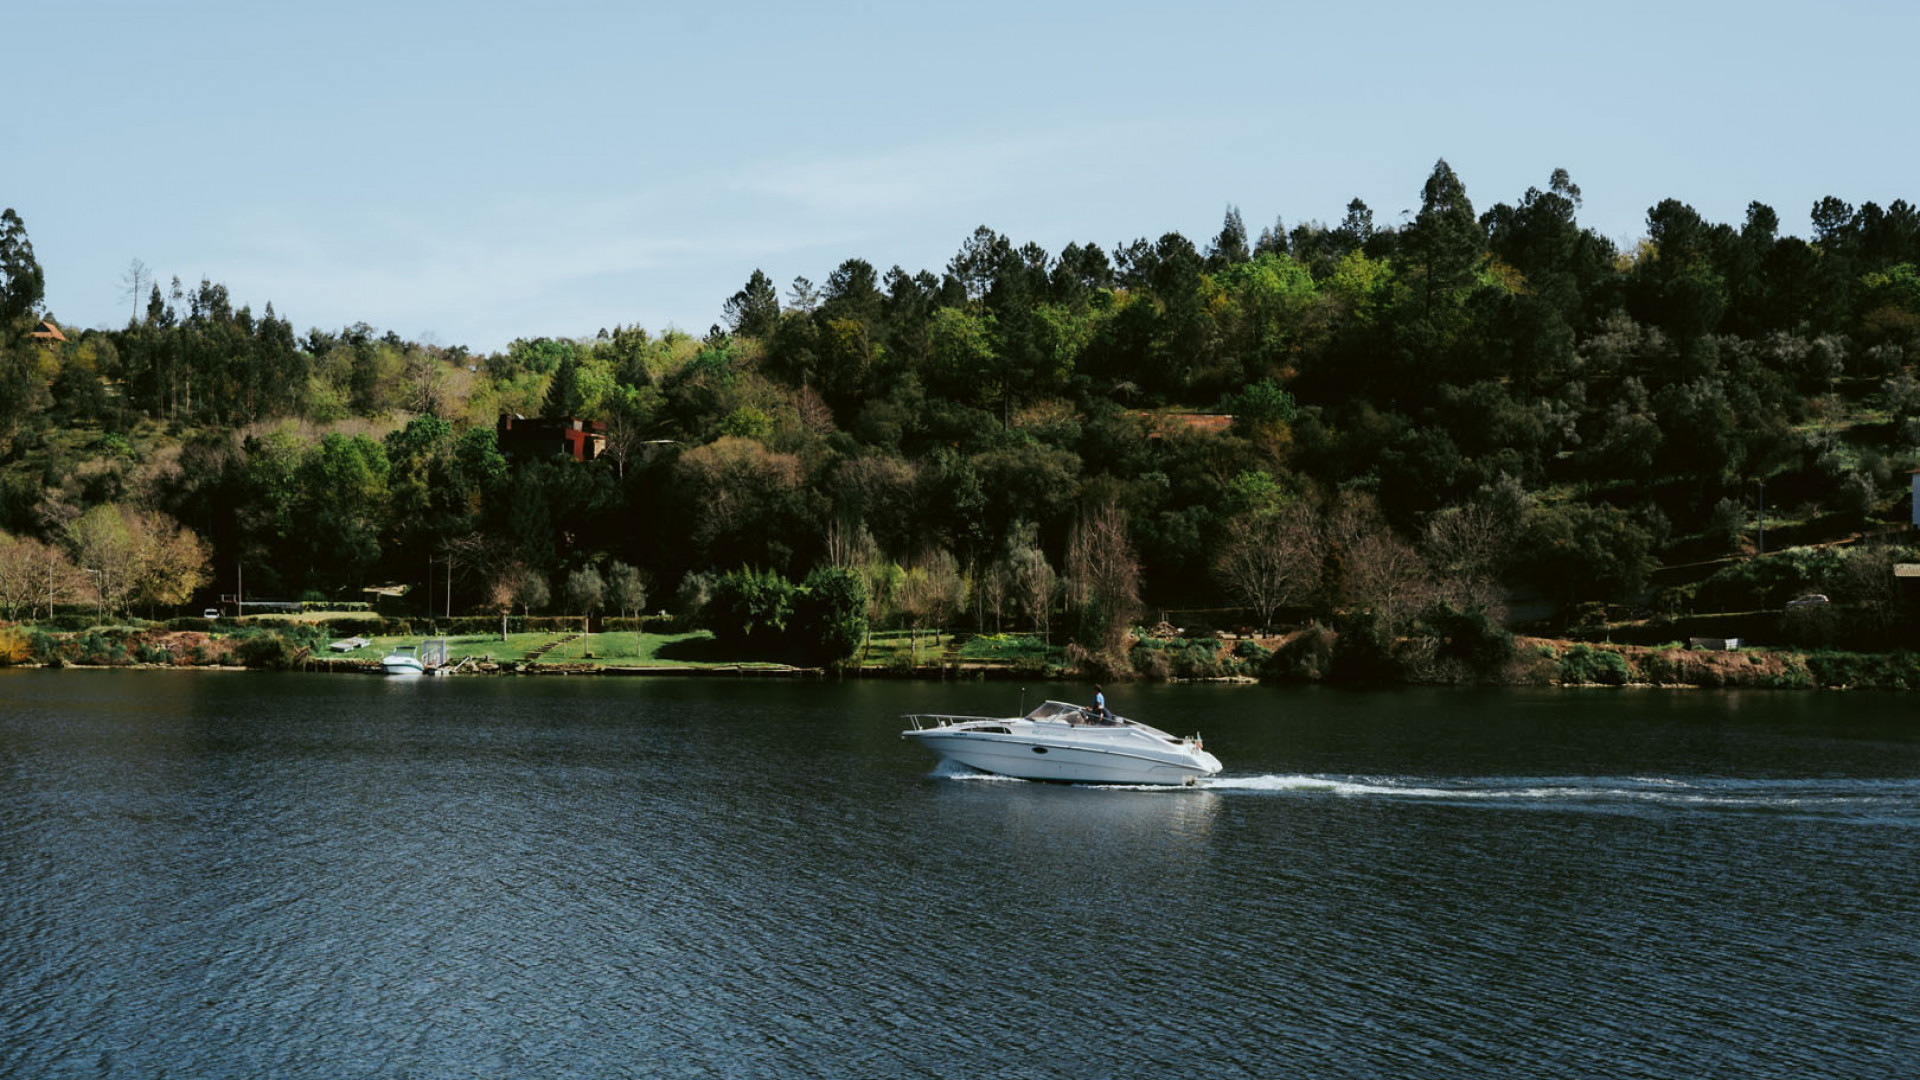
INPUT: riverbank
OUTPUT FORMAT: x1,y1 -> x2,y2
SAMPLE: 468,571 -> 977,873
8,620 -> 1920,690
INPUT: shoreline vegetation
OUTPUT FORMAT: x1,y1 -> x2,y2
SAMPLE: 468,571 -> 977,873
14,167 -> 1920,687
6,617 -> 1920,692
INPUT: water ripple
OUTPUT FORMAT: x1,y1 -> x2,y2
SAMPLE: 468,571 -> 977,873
2,673 -> 1917,1078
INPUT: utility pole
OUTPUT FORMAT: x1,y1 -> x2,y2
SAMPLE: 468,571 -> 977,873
1757,479 -> 1766,557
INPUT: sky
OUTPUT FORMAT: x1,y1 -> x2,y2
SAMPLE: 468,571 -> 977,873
9,0 -> 1918,354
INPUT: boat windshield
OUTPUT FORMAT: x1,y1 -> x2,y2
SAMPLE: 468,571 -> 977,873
1025,701 -> 1087,722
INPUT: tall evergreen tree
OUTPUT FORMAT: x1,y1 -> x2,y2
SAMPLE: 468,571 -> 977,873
1253,215 -> 1288,257
1208,205 -> 1251,269
722,269 -> 781,338
542,348 -> 583,418
0,208 -> 45,330
1401,159 -> 1482,319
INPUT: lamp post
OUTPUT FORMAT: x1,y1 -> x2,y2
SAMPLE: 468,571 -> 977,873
1757,478 -> 1766,557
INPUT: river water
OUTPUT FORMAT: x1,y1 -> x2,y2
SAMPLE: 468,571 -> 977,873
2,671 -> 1916,1078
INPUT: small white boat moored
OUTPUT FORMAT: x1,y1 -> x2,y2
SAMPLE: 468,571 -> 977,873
902,700 -> 1222,785
379,645 -> 426,676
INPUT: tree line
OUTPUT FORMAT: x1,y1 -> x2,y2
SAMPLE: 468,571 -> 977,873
5,160 -> 1920,668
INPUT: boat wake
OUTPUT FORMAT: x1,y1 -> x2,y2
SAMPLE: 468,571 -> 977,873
1200,773 -> 1920,822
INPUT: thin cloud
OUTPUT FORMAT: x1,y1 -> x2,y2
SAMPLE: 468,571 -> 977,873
731,131 -> 1131,218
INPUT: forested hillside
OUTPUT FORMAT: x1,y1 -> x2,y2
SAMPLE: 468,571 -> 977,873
6,161 -> 1920,669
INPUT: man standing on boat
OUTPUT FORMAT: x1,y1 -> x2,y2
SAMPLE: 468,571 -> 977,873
1093,685 -> 1109,722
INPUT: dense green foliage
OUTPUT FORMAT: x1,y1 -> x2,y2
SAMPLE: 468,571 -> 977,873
10,161 -> 1920,671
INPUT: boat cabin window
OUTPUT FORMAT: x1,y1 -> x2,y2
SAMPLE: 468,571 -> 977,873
970,725 -> 1012,734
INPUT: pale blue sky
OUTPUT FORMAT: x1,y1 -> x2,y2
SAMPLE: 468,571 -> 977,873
10,0 -> 1915,353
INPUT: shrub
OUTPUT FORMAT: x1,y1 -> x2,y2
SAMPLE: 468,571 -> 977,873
71,630 -> 128,666
233,634 -> 298,670
1704,497 -> 1747,551
1172,638 -> 1226,679
794,567 -> 869,667
134,643 -> 176,665
314,615 -> 388,635
1063,641 -> 1131,679
1329,614 -> 1401,683
27,629 -> 62,663
0,627 -> 30,665
1558,643 -> 1632,685
604,614 -> 692,634
1805,650 -> 1920,690
1129,644 -> 1173,681
706,568 -> 798,654
1125,637 -> 1222,681
1261,626 -> 1336,683
1695,548 -> 1845,612
1420,604 -> 1514,677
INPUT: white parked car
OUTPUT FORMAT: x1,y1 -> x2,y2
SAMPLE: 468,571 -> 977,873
202,608 -> 220,619
1785,594 -> 1830,608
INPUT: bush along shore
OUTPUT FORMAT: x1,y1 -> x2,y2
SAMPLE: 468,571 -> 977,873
9,614 -> 1920,691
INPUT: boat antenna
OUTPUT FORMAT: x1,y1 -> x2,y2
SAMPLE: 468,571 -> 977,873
1019,687 -> 1026,716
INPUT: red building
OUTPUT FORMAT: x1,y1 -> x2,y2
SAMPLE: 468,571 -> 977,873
497,414 -> 606,462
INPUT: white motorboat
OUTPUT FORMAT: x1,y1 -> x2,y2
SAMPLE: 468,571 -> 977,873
902,700 -> 1222,785
379,645 -> 426,676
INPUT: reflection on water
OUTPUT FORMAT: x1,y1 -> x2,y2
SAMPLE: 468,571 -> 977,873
2,671 -> 1917,1078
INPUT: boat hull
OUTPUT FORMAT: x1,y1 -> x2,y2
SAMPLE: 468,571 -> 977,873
906,730 -> 1221,786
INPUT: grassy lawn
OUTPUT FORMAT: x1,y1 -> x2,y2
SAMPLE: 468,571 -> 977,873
314,629 -> 784,667
958,633 -> 1060,663
858,630 -> 957,668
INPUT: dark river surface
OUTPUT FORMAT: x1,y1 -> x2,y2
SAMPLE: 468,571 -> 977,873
2,670 -> 1917,1078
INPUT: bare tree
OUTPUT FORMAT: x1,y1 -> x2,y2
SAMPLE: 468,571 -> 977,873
973,557 -> 1008,634
857,559 -> 903,662
55,505 -> 211,620
443,532 -> 510,619
1326,493 -> 1430,631
487,562 -> 524,640
1213,502 -> 1322,630
1006,515 -> 1067,634
1065,502 -> 1141,659
1423,502 -> 1510,617
118,258 -> 151,325
601,407 -> 643,480
127,511 -> 212,617
63,505 -> 137,621
511,567 -> 550,620
0,531 -> 84,620
899,548 -> 965,666
405,348 -> 451,417
825,518 -> 879,571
